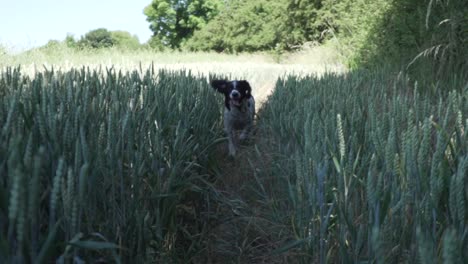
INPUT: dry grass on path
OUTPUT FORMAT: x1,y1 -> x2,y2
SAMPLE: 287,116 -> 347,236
201,135 -> 293,264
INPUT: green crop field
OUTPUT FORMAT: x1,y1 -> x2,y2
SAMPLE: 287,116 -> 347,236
0,48 -> 466,263
257,71 -> 467,263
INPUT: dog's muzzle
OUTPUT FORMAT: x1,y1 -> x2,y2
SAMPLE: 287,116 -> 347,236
230,90 -> 242,107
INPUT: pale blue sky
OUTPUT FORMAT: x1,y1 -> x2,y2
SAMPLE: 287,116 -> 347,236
0,0 -> 153,51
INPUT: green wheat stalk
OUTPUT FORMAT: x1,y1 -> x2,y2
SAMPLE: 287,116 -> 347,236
50,158 -> 65,226
418,116 -> 432,182
337,114 -> 346,161
442,227 -> 462,264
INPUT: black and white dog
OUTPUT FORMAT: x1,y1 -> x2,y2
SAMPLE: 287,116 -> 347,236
211,80 -> 255,157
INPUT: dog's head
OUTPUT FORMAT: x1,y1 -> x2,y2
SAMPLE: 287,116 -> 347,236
211,80 -> 252,110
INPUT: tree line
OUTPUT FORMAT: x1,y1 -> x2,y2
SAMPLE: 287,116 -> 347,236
144,0 -> 330,52
44,29 -> 142,51
144,0 -> 467,74
40,0 -> 466,75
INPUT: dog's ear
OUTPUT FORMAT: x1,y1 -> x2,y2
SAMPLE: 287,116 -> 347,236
211,80 -> 231,110
239,80 -> 252,98
211,80 -> 229,94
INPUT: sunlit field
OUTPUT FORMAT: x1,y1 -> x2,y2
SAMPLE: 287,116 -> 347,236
0,45 -> 345,103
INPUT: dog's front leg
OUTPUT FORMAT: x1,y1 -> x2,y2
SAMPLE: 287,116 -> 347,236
224,118 -> 237,157
240,99 -> 255,142
239,125 -> 252,141
227,131 -> 237,157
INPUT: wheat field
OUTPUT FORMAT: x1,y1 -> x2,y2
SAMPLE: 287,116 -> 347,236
0,46 -> 344,104
1,47 -> 466,263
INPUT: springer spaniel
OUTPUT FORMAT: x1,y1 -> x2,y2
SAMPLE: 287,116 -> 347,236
211,80 -> 255,157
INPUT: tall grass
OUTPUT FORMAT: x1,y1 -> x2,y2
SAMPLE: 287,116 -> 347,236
0,66 -> 223,262
256,69 -> 467,263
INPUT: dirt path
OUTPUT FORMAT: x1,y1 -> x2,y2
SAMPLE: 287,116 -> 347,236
197,59 -> 343,263
203,145 -> 284,263
199,86 -> 292,263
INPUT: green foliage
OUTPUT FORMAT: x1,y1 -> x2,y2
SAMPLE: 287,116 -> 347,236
65,34 -> 77,48
110,31 -> 141,50
181,0 -> 467,79
72,29 -> 142,50
315,0 -> 390,64
37,40 -> 67,56
186,0 -> 288,52
147,36 -> 168,51
322,0 -> 468,78
185,0 -> 338,52
78,28 -> 114,49
407,0 -> 468,79
144,0 -> 222,48
285,0 -> 327,46
0,44 -> 6,55
44,40 -> 62,49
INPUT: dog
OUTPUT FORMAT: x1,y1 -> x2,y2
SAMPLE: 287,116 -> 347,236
211,80 -> 255,157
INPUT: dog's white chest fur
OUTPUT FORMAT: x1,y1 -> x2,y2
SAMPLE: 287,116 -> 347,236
224,97 -> 255,130
211,79 -> 255,157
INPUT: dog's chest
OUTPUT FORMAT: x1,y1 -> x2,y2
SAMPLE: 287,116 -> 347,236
225,108 -> 249,127
224,101 -> 254,130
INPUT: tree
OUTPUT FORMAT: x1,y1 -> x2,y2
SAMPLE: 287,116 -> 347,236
79,28 -> 114,49
144,0 -> 222,48
111,31 -> 141,50
185,0 -> 339,52
286,0 -> 327,46
44,40 -> 61,49
65,34 -> 77,48
186,0 -> 289,52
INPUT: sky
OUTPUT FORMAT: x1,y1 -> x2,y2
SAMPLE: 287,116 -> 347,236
0,0 -> 153,51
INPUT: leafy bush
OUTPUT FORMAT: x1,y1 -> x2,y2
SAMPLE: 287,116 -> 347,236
65,34 -> 78,49
322,0 -> 468,78
110,31 -> 141,50
73,29 -> 143,50
78,28 -> 114,49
